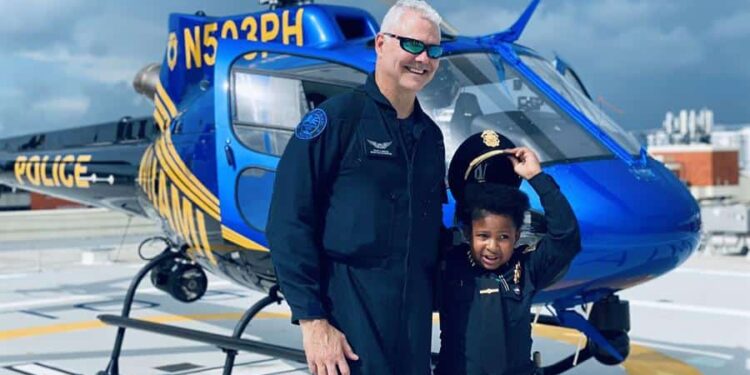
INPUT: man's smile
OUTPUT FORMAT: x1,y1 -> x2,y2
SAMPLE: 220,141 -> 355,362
405,65 -> 428,75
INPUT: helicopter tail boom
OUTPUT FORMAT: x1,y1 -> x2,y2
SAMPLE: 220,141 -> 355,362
0,117 -> 157,216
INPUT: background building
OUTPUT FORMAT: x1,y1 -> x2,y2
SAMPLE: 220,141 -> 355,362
645,108 -> 749,255
648,144 -> 740,200
645,108 -> 750,203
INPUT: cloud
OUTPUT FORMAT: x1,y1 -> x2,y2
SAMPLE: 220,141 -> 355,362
1,0 -> 749,134
710,11 -> 750,39
440,0 -> 704,74
17,47 -> 142,85
0,87 -> 23,100
0,0 -> 91,49
31,97 -> 90,115
80,82 -> 151,123
437,0 -> 750,128
582,0 -> 675,30
520,2 -> 705,73
0,81 -> 150,138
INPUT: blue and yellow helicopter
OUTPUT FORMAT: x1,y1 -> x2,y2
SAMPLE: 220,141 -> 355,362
0,0 -> 701,373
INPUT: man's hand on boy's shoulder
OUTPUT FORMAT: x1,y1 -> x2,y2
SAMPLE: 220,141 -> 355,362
505,147 -> 542,180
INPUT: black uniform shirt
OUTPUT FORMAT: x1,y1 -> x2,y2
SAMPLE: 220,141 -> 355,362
398,110 -> 418,158
435,173 -> 581,375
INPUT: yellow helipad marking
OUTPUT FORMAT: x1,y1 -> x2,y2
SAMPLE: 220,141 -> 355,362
623,344 -> 702,375
0,320 -> 107,341
531,323 -> 702,375
0,311 -> 286,341
1,311 -> 702,374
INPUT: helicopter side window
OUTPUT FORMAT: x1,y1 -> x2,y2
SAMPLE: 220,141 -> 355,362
237,167 -> 276,232
230,60 -> 366,157
231,73 -> 303,157
229,55 -> 367,233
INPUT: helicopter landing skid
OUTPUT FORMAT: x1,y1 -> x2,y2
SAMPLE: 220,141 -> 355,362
535,295 -> 631,374
96,247 -> 303,375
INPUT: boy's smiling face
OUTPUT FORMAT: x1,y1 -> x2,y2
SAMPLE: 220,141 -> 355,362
469,212 -> 519,270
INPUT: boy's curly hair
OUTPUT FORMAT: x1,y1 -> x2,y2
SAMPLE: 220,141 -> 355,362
458,183 -> 530,229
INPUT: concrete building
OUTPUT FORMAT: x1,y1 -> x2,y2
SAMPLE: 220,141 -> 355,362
712,126 -> 750,170
711,126 -> 750,202
648,144 -> 741,200
645,108 -> 749,203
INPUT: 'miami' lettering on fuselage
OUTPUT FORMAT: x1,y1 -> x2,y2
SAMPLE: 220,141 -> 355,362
167,8 -> 304,71
137,83 -> 220,266
14,154 -> 92,189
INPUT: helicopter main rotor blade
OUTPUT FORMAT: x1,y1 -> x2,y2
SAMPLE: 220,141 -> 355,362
376,0 -> 459,36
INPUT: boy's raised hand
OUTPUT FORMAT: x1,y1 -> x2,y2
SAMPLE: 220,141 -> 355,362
505,147 -> 542,180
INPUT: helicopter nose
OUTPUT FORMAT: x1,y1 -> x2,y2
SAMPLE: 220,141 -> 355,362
538,157 -> 701,292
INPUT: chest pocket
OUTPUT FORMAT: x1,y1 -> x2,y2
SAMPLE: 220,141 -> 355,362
415,137 -> 445,190
501,281 -> 533,326
440,277 -> 474,339
441,277 -> 474,318
445,278 -> 474,304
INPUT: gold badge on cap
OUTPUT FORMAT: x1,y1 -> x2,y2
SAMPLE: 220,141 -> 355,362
481,130 -> 501,148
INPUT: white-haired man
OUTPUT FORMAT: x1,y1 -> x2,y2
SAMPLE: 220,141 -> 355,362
267,1 -> 446,374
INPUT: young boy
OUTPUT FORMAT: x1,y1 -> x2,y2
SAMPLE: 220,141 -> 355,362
436,145 -> 581,375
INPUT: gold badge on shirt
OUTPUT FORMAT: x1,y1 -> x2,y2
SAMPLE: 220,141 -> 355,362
481,130 -> 501,148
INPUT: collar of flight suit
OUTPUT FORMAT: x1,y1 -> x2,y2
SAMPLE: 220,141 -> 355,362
364,72 -> 432,140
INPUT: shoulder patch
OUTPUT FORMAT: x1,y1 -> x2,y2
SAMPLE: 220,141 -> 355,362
295,108 -> 328,140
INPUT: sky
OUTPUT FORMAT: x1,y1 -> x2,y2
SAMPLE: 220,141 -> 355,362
1,0 -> 749,138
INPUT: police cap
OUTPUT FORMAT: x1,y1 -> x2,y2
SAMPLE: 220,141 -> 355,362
448,130 -> 522,203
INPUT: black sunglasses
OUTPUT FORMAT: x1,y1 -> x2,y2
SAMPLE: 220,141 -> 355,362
382,32 -> 443,59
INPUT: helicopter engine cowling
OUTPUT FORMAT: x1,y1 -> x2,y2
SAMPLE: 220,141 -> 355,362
133,63 -> 161,102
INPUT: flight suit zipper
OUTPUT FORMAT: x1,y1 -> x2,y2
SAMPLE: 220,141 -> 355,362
393,113 -> 416,353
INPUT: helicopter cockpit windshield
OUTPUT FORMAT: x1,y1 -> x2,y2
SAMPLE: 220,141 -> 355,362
518,54 -> 642,156
418,52 -> 638,163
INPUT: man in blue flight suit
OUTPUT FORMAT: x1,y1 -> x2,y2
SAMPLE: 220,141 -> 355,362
266,1 -> 446,374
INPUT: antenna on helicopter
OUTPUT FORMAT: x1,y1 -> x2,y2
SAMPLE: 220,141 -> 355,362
259,0 -> 314,10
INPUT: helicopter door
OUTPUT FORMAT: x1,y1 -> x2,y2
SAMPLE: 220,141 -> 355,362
214,51 -> 367,251
553,55 -> 593,100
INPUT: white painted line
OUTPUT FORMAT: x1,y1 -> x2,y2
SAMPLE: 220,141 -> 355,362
630,299 -> 750,319
0,273 -> 32,280
676,268 -> 750,278
138,280 -> 234,295
201,359 -> 303,374
1,280 -> 239,311
0,295 -> 98,311
210,280 -> 233,287
8,363 -> 76,375
632,339 -> 733,361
